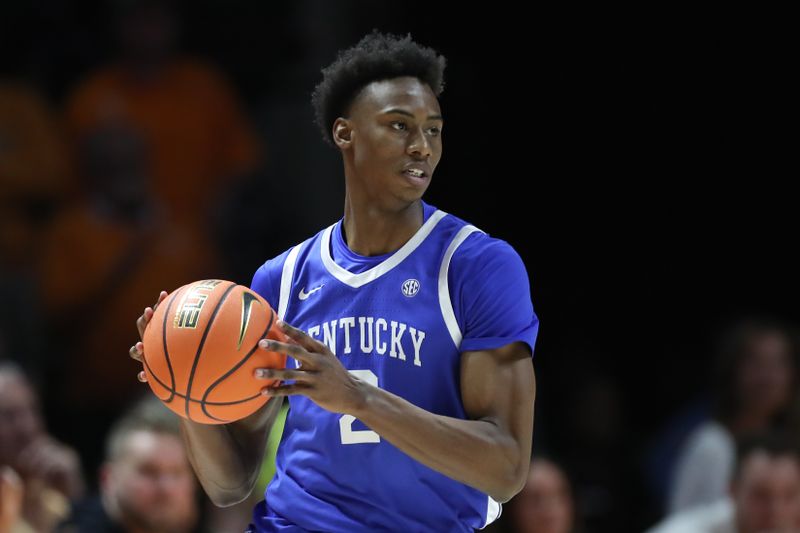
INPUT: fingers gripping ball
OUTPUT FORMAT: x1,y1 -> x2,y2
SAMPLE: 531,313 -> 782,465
142,279 -> 287,424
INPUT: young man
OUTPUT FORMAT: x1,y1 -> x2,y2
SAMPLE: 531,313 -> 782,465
131,29 -> 539,531
58,397 -> 201,533
646,432 -> 800,533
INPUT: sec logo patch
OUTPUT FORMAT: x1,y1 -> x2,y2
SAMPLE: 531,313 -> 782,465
401,279 -> 420,297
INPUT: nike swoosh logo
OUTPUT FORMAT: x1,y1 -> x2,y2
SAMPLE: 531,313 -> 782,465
238,292 -> 261,350
298,284 -> 324,301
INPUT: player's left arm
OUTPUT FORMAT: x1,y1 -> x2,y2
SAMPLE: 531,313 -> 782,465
357,340 -> 535,503
360,340 -> 535,503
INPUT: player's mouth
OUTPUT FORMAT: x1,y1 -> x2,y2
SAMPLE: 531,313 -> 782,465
400,165 -> 430,184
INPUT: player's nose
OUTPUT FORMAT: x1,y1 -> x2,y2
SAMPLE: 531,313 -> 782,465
406,127 -> 432,158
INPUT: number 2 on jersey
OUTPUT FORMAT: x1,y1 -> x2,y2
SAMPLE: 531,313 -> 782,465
339,369 -> 380,444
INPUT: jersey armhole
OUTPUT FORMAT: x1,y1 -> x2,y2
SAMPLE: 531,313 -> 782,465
437,225 -> 483,349
278,244 -> 301,319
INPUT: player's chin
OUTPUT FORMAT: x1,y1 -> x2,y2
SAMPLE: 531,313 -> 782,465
395,187 -> 428,206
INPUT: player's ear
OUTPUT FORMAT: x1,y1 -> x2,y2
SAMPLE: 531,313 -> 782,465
333,117 -> 353,149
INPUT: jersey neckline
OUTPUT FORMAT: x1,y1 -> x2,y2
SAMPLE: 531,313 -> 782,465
321,203 -> 447,289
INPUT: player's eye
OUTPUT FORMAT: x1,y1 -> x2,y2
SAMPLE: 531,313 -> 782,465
390,121 -> 407,130
428,127 -> 441,136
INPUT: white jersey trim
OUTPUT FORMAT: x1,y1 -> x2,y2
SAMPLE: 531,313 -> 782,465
278,244 -> 301,320
320,209 -> 448,289
438,224 -> 483,348
481,497 -> 502,529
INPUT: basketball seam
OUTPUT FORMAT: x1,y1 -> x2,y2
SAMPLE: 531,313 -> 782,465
143,377 -> 264,405
142,287 -> 184,402
200,303 -> 275,422
160,288 -> 181,402
184,281 -> 237,421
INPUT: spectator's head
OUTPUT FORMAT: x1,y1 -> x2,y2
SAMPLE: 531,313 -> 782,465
0,362 -> 43,469
100,396 -> 198,533
509,458 -> 575,533
732,432 -> 800,533
713,316 -> 798,431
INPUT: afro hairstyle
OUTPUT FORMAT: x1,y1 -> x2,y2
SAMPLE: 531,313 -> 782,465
311,29 -> 446,147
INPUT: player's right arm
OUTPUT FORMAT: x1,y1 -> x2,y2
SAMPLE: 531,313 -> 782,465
129,292 -> 283,507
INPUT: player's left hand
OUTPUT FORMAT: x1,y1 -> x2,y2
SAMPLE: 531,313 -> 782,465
254,321 -> 367,415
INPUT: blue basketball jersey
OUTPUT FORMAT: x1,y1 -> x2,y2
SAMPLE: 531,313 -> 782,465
248,201 -> 539,532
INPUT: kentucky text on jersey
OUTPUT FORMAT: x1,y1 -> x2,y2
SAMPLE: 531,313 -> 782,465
306,317 -> 425,366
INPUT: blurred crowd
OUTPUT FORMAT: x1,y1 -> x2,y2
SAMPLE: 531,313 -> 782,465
1,1 -> 799,532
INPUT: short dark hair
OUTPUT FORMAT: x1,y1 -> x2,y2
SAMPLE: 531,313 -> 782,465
310,28 -> 447,147
105,395 -> 181,462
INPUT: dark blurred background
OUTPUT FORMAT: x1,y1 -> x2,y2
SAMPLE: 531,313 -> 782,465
0,2 -> 794,532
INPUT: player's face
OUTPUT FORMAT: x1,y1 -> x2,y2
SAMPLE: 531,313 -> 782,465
510,460 -> 574,533
342,76 -> 443,209
734,451 -> 800,533
104,431 -> 197,533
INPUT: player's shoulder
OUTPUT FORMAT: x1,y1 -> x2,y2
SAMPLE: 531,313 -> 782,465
251,226 -> 329,285
250,235 -> 316,307
252,246 -> 293,285
439,209 -> 526,274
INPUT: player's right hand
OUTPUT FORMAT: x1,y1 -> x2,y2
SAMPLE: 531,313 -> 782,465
129,290 -> 168,383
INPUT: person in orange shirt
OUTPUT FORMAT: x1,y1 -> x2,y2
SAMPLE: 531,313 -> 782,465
63,0 -> 261,235
0,81 -> 70,383
39,122 -> 218,413
49,0 -> 263,434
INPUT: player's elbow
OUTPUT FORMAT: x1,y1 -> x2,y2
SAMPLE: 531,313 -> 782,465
491,454 -> 531,503
205,485 -> 253,508
200,474 -> 258,508
490,474 -> 525,504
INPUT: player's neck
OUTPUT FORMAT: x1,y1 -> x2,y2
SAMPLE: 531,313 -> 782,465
341,199 -> 423,256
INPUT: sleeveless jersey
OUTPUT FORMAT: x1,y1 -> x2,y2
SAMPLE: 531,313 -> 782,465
248,201 -> 539,532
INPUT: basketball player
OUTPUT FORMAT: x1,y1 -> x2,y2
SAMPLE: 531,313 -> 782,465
130,29 -> 539,531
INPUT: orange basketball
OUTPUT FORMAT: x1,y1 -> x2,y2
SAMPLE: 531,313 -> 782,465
142,279 -> 287,424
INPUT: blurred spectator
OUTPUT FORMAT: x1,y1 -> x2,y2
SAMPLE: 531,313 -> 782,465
507,458 -> 577,533
0,81 -> 70,202
0,81 -> 70,383
547,367 -> 643,531
57,395 -> 203,533
46,0 -> 263,475
668,317 -> 799,512
0,362 -> 85,531
36,119 -> 217,474
63,0 -> 261,238
647,431 -> 800,533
